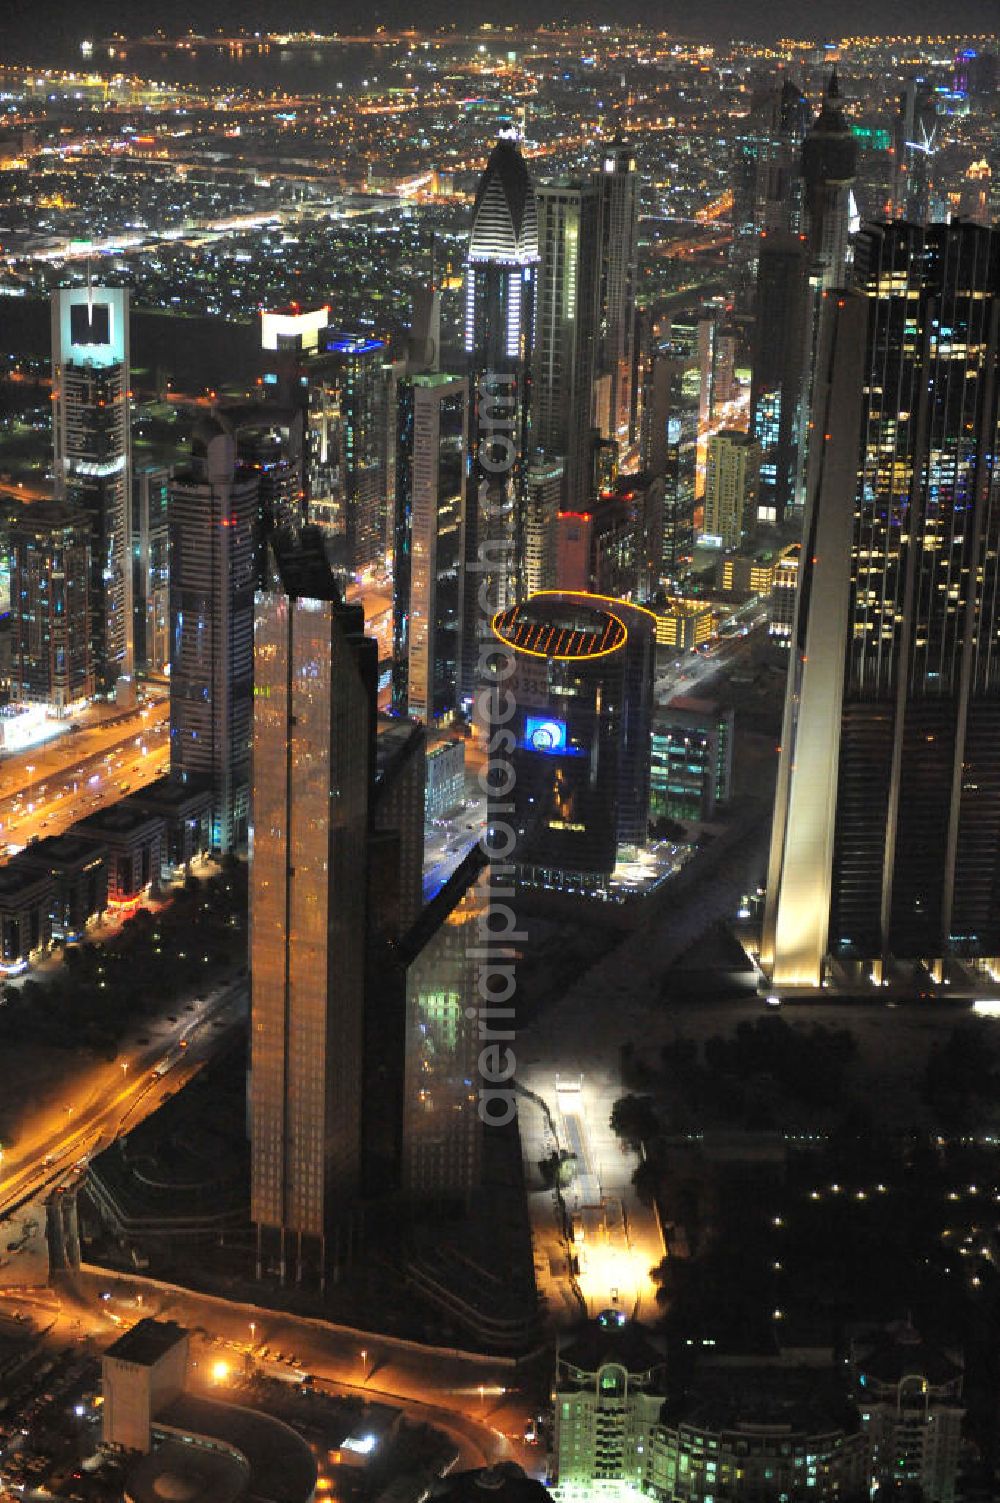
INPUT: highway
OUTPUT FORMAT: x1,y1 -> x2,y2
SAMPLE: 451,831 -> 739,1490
0,979 -> 247,1228
42,1268 -> 536,1474
0,699 -> 170,858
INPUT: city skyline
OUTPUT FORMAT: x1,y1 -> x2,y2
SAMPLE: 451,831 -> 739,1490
0,16 -> 998,1503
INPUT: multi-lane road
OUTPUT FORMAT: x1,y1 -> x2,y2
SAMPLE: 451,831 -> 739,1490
0,979 -> 247,1228
0,697 -> 170,858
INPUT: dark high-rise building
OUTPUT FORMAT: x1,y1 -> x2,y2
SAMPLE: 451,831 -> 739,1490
259,309 -> 387,574
594,142 -> 640,442
11,501 -> 92,710
250,527 -> 377,1287
750,231 -> 809,524
730,78 -> 809,309
801,72 -> 858,292
489,592 -> 654,893
392,373 -> 467,725
462,135 -> 539,697
763,223 -> 1000,990
324,333 -> 389,576
534,178 -> 602,511
51,285 -> 132,694
132,467 -> 170,677
640,351 -> 696,581
168,416 -> 257,854
893,78 -> 939,225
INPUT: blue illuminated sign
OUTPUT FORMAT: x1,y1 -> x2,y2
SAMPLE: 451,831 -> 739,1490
524,716 -> 568,754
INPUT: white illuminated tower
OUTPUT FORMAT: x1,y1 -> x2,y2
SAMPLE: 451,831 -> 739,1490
595,142 -> 640,442
763,223 -> 1000,991
461,134 -> 539,699
51,284 -> 133,694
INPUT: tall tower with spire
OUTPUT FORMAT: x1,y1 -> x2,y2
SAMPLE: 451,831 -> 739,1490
461,135 -> 539,700
801,71 -> 858,290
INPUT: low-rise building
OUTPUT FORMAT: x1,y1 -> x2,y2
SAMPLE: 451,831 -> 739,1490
0,861 -> 52,974
74,803 -> 164,908
650,698 -> 734,824
851,1322 -> 964,1503
425,737 -> 465,823
19,833 -> 107,941
647,1356 -> 869,1502
552,1312 -> 666,1503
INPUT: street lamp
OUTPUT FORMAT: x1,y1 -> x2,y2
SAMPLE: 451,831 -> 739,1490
249,1321 -> 256,1347
360,1349 -> 367,1383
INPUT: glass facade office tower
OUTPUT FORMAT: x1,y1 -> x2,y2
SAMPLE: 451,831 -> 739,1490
730,78 -> 809,309
11,502 -> 93,710
462,136 -> 539,696
535,179 -> 602,512
400,854 -> 485,1207
763,223 -> 1000,989
595,142 -> 640,442
51,285 -> 132,694
392,373 -> 468,724
251,531 -> 377,1288
132,467 -> 170,677
325,333 -> 389,575
168,416 -> 257,854
750,231 -> 809,525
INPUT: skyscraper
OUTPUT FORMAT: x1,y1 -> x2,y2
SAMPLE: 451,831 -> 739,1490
392,373 -> 467,725
762,223 -> 1000,990
801,72 -> 858,292
594,142 -> 640,442
11,501 -> 92,710
730,78 -> 809,309
893,77 -> 939,225
132,467 -> 170,677
534,178 -> 602,511
750,231 -> 809,524
703,430 -> 760,550
168,415 -> 257,854
251,527 -> 377,1287
324,333 -> 389,577
462,135 -> 539,696
51,285 -> 132,694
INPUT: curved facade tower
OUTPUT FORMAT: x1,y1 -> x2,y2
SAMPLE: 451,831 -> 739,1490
461,136 -> 539,700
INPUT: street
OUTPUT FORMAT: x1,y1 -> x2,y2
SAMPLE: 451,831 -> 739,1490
0,697 -> 170,858
0,979 -> 247,1230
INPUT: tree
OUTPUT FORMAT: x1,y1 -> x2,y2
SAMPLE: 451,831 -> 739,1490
610,1094 -> 661,1151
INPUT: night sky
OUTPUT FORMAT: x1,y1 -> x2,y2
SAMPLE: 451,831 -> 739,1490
0,0 -> 995,54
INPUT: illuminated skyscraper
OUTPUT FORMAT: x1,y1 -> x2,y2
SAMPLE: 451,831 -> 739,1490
259,310 -> 387,574
251,527 -> 377,1287
168,416 -> 257,854
703,430 -> 760,549
462,135 -> 539,695
51,285 -> 132,694
392,373 -> 468,724
594,142 -> 640,441
11,502 -> 93,710
763,223 -> 1000,990
132,467 -> 170,677
535,179 -> 602,511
